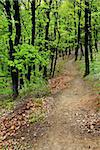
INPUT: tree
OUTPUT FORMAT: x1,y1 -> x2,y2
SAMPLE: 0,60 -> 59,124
43,0 -> 53,77
84,0 -> 90,76
5,0 -> 19,98
88,0 -> 93,61
75,0 -> 82,61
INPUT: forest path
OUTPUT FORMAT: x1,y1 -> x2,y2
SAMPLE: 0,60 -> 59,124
33,58 -> 100,150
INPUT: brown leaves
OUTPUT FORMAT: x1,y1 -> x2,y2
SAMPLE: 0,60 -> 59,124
0,98 -> 47,149
49,74 -> 72,94
75,111 -> 100,135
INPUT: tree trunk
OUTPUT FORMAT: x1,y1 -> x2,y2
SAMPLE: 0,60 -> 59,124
84,0 -> 90,76
80,43 -> 84,60
94,25 -> 98,52
74,0 -> 77,60
31,0 -> 35,46
13,0 -> 21,96
5,0 -> 19,98
43,0 -> 52,78
88,1 -> 93,61
28,0 -> 36,81
50,49 -> 55,77
75,0 -> 82,61
52,48 -> 57,78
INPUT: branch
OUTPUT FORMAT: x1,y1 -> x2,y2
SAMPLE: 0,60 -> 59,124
21,0 -> 29,10
35,3 -> 41,10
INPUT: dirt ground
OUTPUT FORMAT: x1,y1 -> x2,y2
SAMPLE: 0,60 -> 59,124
33,58 -> 100,150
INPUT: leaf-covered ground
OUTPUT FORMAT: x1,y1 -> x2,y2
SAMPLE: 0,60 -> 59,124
0,97 -> 54,149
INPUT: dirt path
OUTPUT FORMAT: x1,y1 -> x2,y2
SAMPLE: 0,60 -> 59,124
33,59 -> 100,150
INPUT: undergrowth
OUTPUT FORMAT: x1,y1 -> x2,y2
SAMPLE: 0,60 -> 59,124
0,76 -> 50,112
76,50 -> 100,111
77,50 -> 100,91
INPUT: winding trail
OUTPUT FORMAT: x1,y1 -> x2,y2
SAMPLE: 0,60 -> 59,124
33,58 -> 100,150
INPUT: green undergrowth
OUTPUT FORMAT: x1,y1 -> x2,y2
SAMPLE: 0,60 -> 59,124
20,77 -> 50,98
0,77 -> 12,96
76,51 -> 100,112
0,77 -> 50,113
76,50 -> 100,93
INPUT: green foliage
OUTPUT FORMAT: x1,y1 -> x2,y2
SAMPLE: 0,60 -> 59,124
9,44 -> 50,69
20,77 -> 50,98
0,77 -> 12,95
77,50 -> 100,92
91,51 -> 100,81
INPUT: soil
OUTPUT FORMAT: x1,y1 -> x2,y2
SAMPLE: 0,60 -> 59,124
0,57 -> 100,150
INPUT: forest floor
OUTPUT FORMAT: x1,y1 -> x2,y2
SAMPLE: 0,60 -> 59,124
0,56 -> 100,149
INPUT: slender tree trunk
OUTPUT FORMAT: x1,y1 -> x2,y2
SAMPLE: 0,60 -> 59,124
27,0 -> 36,81
27,39 -> 31,81
74,0 -> 77,60
69,45 -> 71,55
80,43 -> 84,60
20,73 -> 24,89
43,0 -> 52,78
75,0 -> 82,61
52,29 -> 60,78
20,38 -> 24,89
13,0 -> 21,46
31,0 -> 35,46
94,25 -> 98,52
27,66 -> 31,81
38,9 -> 42,72
50,49 -> 55,76
32,0 -> 35,74
88,1 -> 93,61
50,6 -> 57,77
84,0 -> 90,76
43,10 -> 50,77
52,48 -> 57,78
52,0 -> 59,77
